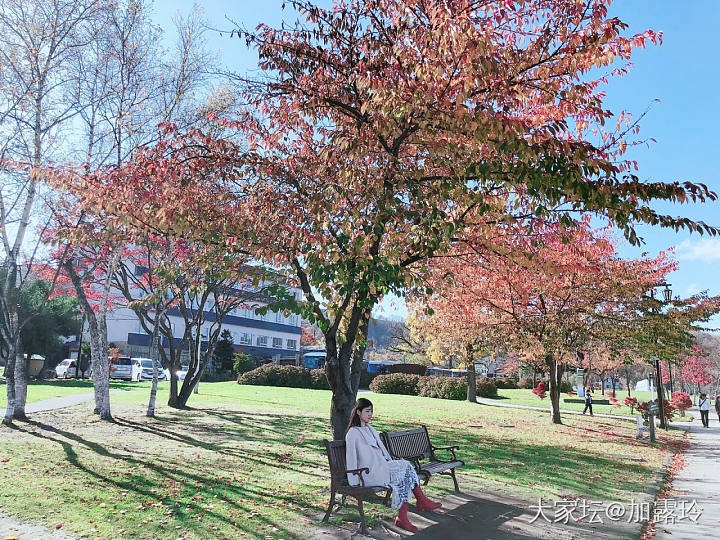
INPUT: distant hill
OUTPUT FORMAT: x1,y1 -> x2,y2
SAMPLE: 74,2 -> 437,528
367,317 -> 405,350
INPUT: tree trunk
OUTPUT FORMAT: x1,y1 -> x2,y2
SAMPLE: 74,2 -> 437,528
325,310 -> 370,440
2,335 -> 18,425
12,350 -> 28,420
147,323 -> 161,417
546,354 -> 563,425
626,372 -> 631,397
88,317 -> 112,420
466,343 -> 477,403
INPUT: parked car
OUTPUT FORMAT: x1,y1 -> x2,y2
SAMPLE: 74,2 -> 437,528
109,356 -> 133,381
163,365 -> 189,381
56,359 -> 76,378
130,358 -> 166,382
55,359 -> 90,379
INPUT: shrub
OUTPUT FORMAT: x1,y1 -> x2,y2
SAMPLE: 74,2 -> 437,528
310,369 -> 330,390
519,376 -> 535,389
369,373 -> 421,395
417,376 -> 466,400
637,399 -> 675,422
624,396 -> 638,414
559,380 -> 572,393
671,392 -> 692,416
233,353 -> 255,375
494,378 -> 517,389
532,381 -> 547,399
238,364 -> 313,388
475,376 -> 498,398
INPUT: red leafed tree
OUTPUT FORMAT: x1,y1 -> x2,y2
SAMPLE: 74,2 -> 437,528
49,1 -> 720,438
419,218 -> 673,424
680,346 -> 713,394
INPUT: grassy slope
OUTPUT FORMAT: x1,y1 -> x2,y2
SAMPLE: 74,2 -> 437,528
0,383 -> 683,539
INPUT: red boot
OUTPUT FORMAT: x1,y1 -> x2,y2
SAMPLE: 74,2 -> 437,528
413,485 -> 442,511
395,502 -> 417,533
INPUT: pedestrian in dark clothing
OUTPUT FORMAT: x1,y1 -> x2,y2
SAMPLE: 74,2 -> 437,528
582,387 -> 593,416
699,393 -> 710,427
715,395 -> 720,423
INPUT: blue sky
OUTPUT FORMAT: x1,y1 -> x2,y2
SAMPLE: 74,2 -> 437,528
153,1 -> 720,323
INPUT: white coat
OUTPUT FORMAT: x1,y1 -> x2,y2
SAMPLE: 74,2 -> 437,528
345,425 -> 392,487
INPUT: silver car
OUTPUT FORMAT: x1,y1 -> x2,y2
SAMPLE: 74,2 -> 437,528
109,356 -> 133,381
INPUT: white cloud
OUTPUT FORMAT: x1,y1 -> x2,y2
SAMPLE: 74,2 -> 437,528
675,238 -> 720,262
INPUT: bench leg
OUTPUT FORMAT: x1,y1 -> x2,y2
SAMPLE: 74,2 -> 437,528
357,498 -> 369,535
449,468 -> 460,492
322,489 -> 337,523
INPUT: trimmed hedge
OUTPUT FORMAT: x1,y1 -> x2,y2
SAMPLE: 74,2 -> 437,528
476,376 -> 498,398
519,376 -> 535,389
417,376 -> 466,400
370,373 -> 421,395
238,364 -> 315,389
310,369 -> 331,390
370,374 -> 498,400
493,378 -> 517,389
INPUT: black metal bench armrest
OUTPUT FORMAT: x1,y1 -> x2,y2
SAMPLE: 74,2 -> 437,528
344,467 -> 371,487
431,445 -> 459,460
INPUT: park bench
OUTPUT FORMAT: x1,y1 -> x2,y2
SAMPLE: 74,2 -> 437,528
381,426 -> 464,491
322,439 -> 391,534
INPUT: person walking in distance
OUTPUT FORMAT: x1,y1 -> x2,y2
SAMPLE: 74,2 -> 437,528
582,387 -> 593,416
715,395 -> 720,423
699,393 -> 710,428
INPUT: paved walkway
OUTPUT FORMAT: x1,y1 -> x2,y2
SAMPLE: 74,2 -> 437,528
317,487 -> 641,539
655,414 -> 720,539
0,391 -> 125,418
0,513 -> 76,540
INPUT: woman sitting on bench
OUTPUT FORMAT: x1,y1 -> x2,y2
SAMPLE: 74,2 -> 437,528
345,398 -> 442,533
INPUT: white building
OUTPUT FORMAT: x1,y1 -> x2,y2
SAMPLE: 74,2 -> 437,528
106,277 -> 303,367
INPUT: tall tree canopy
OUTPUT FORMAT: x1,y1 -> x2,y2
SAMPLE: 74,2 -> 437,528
51,0 -> 719,437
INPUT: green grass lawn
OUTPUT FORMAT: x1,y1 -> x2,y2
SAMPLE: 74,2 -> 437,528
491,388 -> 659,416
0,379 -> 147,408
0,383 -> 683,539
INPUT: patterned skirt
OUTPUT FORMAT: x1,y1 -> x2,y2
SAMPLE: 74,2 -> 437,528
387,459 -> 420,510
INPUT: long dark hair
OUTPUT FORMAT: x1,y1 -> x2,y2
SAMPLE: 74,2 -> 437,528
345,398 -> 373,435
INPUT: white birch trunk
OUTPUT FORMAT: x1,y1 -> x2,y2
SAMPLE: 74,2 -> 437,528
2,328 -> 18,425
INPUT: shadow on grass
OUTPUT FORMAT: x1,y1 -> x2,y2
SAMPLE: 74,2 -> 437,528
5,400 -> 667,538
14,418 -> 312,539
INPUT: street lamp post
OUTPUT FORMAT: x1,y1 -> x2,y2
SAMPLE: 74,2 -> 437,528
650,283 -> 672,430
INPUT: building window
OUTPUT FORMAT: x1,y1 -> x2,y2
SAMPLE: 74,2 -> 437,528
286,339 -> 297,350
256,336 -> 268,347
240,333 -> 251,345
273,337 -> 282,349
